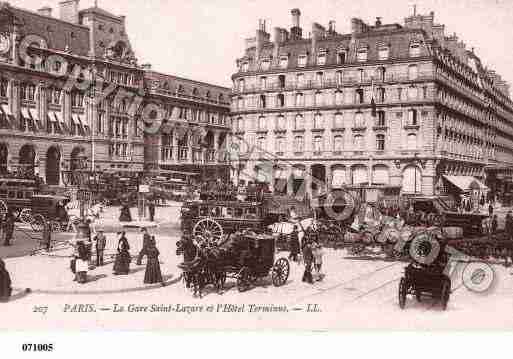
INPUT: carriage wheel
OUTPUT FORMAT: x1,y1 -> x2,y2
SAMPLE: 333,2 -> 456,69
0,200 -> 7,217
398,277 -> 407,309
237,267 -> 250,293
440,279 -> 451,311
272,258 -> 290,287
193,218 -> 224,246
31,214 -> 46,232
20,208 -> 34,224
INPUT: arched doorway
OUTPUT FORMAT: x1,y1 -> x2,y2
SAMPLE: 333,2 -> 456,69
291,165 -> 306,197
0,143 -> 7,174
46,147 -> 61,185
403,166 -> 422,194
19,144 -> 36,176
311,164 -> 326,196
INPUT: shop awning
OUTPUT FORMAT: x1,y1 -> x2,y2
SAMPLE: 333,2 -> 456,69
443,175 -> 489,192
47,112 -> 57,122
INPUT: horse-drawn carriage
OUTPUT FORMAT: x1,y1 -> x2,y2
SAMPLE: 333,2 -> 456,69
177,231 -> 290,296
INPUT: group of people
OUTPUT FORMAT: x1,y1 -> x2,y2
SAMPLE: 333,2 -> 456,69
69,226 -> 164,286
119,200 -> 157,223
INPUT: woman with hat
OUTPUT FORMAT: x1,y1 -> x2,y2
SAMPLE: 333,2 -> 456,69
144,237 -> 164,286
113,232 -> 131,275
75,241 -> 89,284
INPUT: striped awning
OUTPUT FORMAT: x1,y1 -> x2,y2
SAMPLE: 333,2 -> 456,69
0,103 -> 14,128
47,112 -> 57,122
21,107 -> 31,120
72,114 -> 81,125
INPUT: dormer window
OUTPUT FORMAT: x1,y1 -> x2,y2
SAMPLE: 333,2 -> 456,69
261,59 -> 270,71
298,54 -> 307,67
409,42 -> 421,57
357,47 -> 368,62
279,55 -> 289,69
337,51 -> 346,64
317,51 -> 327,66
241,62 -> 249,72
378,45 -> 389,60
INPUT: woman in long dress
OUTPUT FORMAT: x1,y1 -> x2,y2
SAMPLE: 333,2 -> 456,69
113,232 -> 131,275
144,238 -> 164,285
75,242 -> 89,284
119,202 -> 132,222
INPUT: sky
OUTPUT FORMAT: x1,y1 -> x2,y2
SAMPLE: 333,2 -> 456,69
8,0 -> 513,89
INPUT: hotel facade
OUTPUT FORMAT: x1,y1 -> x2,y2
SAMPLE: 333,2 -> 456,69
230,9 -> 513,200
0,1 -> 231,185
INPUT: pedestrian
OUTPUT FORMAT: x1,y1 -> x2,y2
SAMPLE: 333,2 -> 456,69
119,202 -> 132,222
42,219 -> 52,252
312,241 -> 324,281
489,203 -> 494,217
136,227 -> 152,265
289,226 -> 300,262
144,240 -> 164,286
75,241 -> 89,284
94,230 -> 107,267
0,259 -> 12,303
506,211 -> 513,240
3,211 -> 14,247
113,232 -> 131,275
302,240 -> 314,284
148,200 -> 156,222
492,214 -> 498,234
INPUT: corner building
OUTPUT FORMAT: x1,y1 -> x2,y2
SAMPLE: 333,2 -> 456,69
231,9 -> 513,199
0,1 -> 231,185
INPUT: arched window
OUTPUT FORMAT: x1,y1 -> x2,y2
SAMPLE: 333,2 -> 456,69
352,165 -> 368,185
403,166 -> 422,193
378,47 -> 389,61
407,109 -> 418,126
407,133 -> 417,150
192,88 -> 199,96
257,137 -> 266,151
372,165 -> 390,185
0,78 -> 7,98
259,94 -> 266,108
333,135 -> 343,151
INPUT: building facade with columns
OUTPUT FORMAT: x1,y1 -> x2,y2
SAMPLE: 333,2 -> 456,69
230,9 -> 513,199
0,1 -> 230,185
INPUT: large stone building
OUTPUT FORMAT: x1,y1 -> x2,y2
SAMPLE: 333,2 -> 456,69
0,1 -> 230,185
231,9 -> 513,200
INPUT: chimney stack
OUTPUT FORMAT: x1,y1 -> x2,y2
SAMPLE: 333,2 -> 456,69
38,6 -> 52,17
59,0 -> 80,24
290,8 -> 303,40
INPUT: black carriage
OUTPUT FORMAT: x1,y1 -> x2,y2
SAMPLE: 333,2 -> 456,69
178,232 -> 290,296
398,262 -> 451,310
181,200 -> 271,244
27,195 -> 71,232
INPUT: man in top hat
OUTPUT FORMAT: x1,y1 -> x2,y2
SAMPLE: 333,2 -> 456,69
136,227 -> 152,265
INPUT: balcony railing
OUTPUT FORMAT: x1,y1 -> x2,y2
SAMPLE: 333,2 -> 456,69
178,147 -> 188,162
232,74 -> 435,94
161,146 -> 174,161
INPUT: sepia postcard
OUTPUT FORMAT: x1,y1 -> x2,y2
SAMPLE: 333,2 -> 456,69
1,0 -> 513,334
